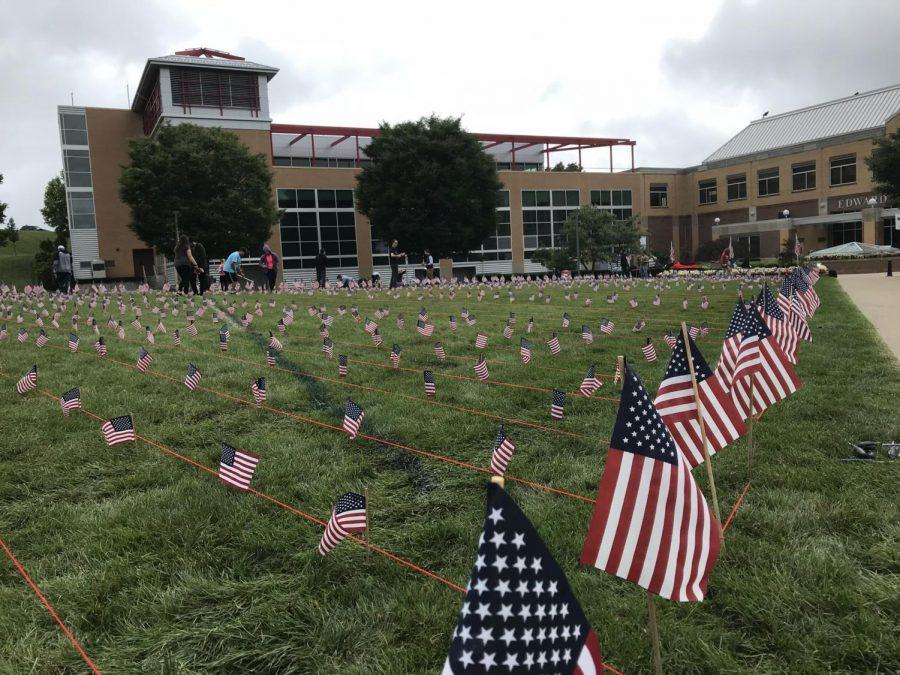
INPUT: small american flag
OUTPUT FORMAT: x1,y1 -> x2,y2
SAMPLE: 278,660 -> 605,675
390,344 -> 402,368
474,354 -> 489,381
502,321 -> 512,339
582,324 -> 594,344
688,324 -> 701,340
251,377 -> 266,406
277,318 -> 286,333
449,315 -> 457,331
60,387 -> 81,415
632,319 -> 646,333
579,365 -> 602,398
318,492 -> 367,555
600,318 -> 615,335
95,336 -> 107,356
629,297 -> 638,308
68,333 -> 80,352
475,333 -> 488,349
519,338 -> 531,364
145,327 -> 155,344
653,294 -> 661,306
16,365 -> 38,395
36,330 -> 49,347
418,307 -> 428,321
683,298 -> 689,310
547,333 -> 561,355
131,317 -> 142,330
465,314 -> 477,327
173,329 -> 181,346
184,364 -> 202,391
663,330 -> 677,349
643,337 -> 658,362
17,327 -> 28,342
322,313 -> 334,326
508,312 -> 516,324
700,321 -> 709,338
371,329 -> 383,347
219,442 -> 259,491
416,319 -> 434,337
0,324 -> 6,340
397,314 -> 405,329
136,348 -> 153,373
338,354 -> 348,377
423,369 -> 436,397
117,322 -> 125,340
343,400 -> 365,439
550,388 -> 566,420
433,341 -> 446,360
186,321 -> 197,337
219,329 -> 229,351
562,312 -> 571,328
101,415 -> 135,446
319,324 -> 329,339
269,332 -> 283,351
266,347 -> 277,367
364,318 -> 377,334
322,338 -> 334,358
489,425 -> 516,475
156,320 -> 166,334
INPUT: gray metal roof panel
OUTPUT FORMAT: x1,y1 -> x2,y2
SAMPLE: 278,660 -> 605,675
147,55 -> 278,75
704,84 -> 900,163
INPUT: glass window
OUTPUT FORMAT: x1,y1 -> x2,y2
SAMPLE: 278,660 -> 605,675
273,156 -> 292,167
298,189 -> 316,209
726,175 -> 746,201
277,185 -> 360,270
317,190 -> 336,208
698,179 -> 717,205
535,190 -> 550,207
830,220 -> 862,245
522,191 -> 536,207
277,189 -> 297,209
649,184 -> 668,208
496,191 -> 510,208
566,190 -> 579,206
336,190 -> 354,209
758,168 -> 779,197
60,113 -> 88,146
830,155 -> 856,186
64,149 -> 92,188
792,162 -> 816,191
883,217 -> 897,247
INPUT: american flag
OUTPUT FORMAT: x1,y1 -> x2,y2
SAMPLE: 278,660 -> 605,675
416,319 -> 434,337
145,326 -> 155,344
419,307 -> 428,321
466,314 -> 477,327
581,324 -> 593,344
397,314 -> 405,329
489,425 -> 516,476
136,348 -> 153,373
789,289 -> 813,343
131,317 -> 141,330
682,298 -> 689,310
0,324 -> 7,341
269,332 -> 283,352
793,271 -> 820,317
391,344 -> 402,368
156,319 -> 166,334
653,294 -> 661,307
186,321 -> 197,337
443,482 -> 604,674
219,442 -> 259,491
449,315 -> 457,331
503,321 -> 512,339
562,312 -> 571,328
474,354 -> 489,381
95,336 -> 107,356
323,338 -> 334,358
173,329 -> 181,347
526,317 -> 534,334
688,324 -> 701,340
36,329 -> 48,347
365,318 -> 378,334
101,415 -> 135,446
655,333 -> 747,468
424,369 -> 436,397
550,388 -> 566,420
338,354 -> 348,377
219,329 -> 229,352
579,365 -> 602,398
16,365 -> 38,395
322,313 -> 334,326
319,324 -> 329,339
251,377 -> 266,406
308,305 -> 318,317
266,347 -> 277,367
758,284 -> 798,364
580,363 -> 721,601
60,387 -> 81,415
371,329 -> 383,347
107,316 -> 117,329
277,318 -> 286,333
475,333 -> 488,349
701,296 -> 709,310
434,341 -> 447,360
632,319 -> 646,333
17,327 -> 27,342
68,333 -> 79,352
730,304 -> 801,420
629,298 -> 638,308
184,364 -> 202,391
318,492 -> 367,555
343,399 -> 365,439
519,338 -> 531,364
699,321 -> 709,338
600,319 -> 615,335
642,338 -> 658,363
508,312 -> 516,324
547,333 -> 561,355
116,322 -> 125,340
716,299 -> 747,391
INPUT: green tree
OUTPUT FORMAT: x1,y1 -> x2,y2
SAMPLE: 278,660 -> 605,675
530,247 -> 575,273
866,129 -> 900,206
35,174 -> 71,289
0,174 -> 7,229
119,124 -> 278,257
561,207 -> 641,271
355,116 -> 502,258
4,218 -> 18,254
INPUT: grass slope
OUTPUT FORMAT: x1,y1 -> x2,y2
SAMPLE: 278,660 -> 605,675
0,278 -> 897,674
0,230 -> 54,287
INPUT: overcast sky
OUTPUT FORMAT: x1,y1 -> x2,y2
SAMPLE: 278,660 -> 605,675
2,0 -> 900,229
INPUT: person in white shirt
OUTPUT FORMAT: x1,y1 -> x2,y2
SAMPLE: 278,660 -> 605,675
424,248 -> 435,280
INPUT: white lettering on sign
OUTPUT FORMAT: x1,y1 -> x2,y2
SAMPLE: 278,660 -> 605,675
836,194 -> 888,210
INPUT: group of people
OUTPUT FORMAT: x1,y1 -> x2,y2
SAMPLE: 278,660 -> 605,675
619,251 -> 654,278
174,235 -> 210,295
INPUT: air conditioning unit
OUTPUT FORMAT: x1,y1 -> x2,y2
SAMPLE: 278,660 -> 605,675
90,259 -> 107,279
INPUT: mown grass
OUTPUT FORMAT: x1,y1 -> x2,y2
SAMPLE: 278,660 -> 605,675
0,277 -> 897,674
0,230 -> 54,287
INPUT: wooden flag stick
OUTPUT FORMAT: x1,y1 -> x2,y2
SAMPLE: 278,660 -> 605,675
647,591 -> 664,675
747,380 -> 756,480
490,475 -> 505,489
364,486 -> 371,557
680,322 -> 724,541
617,355 -> 625,391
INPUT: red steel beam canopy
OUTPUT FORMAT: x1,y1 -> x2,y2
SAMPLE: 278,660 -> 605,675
270,123 -> 636,170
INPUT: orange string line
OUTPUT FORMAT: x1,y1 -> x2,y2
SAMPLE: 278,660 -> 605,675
722,481 -> 751,534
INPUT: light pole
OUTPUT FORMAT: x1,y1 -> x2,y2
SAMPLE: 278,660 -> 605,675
783,209 -> 795,263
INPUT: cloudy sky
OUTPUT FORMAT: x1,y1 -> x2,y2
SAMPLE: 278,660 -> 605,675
2,0 -> 899,229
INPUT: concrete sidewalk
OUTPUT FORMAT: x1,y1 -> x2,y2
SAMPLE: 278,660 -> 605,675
837,273 -> 900,363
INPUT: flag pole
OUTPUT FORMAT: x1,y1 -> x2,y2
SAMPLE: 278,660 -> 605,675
747,382 -> 756,480
490,475 -> 505,489
364,486 -> 371,557
617,355 -> 625,391
680,322 -> 724,541
647,591 -> 664,675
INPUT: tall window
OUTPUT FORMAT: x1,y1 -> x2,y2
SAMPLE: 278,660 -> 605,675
649,184 -> 668,208
522,189 -> 579,257
68,193 -> 96,230
590,189 -> 632,221
454,191 -> 513,262
59,113 -> 88,146
63,149 -> 92,188
278,189 -> 357,270
830,155 -> 856,186
727,174 -> 746,201
830,221 -> 862,245
758,168 -> 779,197
698,179 -> 717,205
792,162 -> 816,192
169,68 -> 260,112
883,217 -> 898,247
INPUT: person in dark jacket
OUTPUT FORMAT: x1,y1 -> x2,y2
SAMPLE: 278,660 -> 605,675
315,248 -> 328,288
259,244 -> 280,292
192,239 -> 208,295
174,235 -> 201,294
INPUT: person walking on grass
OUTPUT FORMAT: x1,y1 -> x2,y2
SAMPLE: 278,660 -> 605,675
52,245 -> 73,293
259,244 -> 280,292
174,235 -> 202,295
223,248 -> 246,290
389,239 -> 407,289
315,248 -> 328,288
192,238 -> 209,295
424,247 -> 435,281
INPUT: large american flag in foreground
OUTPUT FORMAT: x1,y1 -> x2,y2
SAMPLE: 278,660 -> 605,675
581,363 -> 721,602
318,491 -> 367,555
655,333 -> 746,468
219,442 -> 259,491
101,415 -> 135,446
443,482 -> 604,674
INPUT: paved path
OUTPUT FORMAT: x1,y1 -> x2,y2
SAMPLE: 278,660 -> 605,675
838,273 -> 900,363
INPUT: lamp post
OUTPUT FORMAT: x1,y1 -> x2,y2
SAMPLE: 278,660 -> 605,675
783,209 -> 797,264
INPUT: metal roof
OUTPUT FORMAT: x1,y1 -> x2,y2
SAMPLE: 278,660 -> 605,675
808,242 -> 900,258
704,84 -> 900,164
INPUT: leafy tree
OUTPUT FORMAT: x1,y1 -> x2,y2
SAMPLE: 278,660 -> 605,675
35,174 -> 71,289
355,116 -> 502,258
866,129 -> 900,206
560,207 -> 641,271
549,162 -> 582,172
530,247 -> 575,273
0,174 -> 7,230
119,124 -> 278,257
3,219 -> 18,254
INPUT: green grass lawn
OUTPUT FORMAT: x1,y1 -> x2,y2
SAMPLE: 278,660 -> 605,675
0,230 -> 54,287
0,278 -> 897,673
